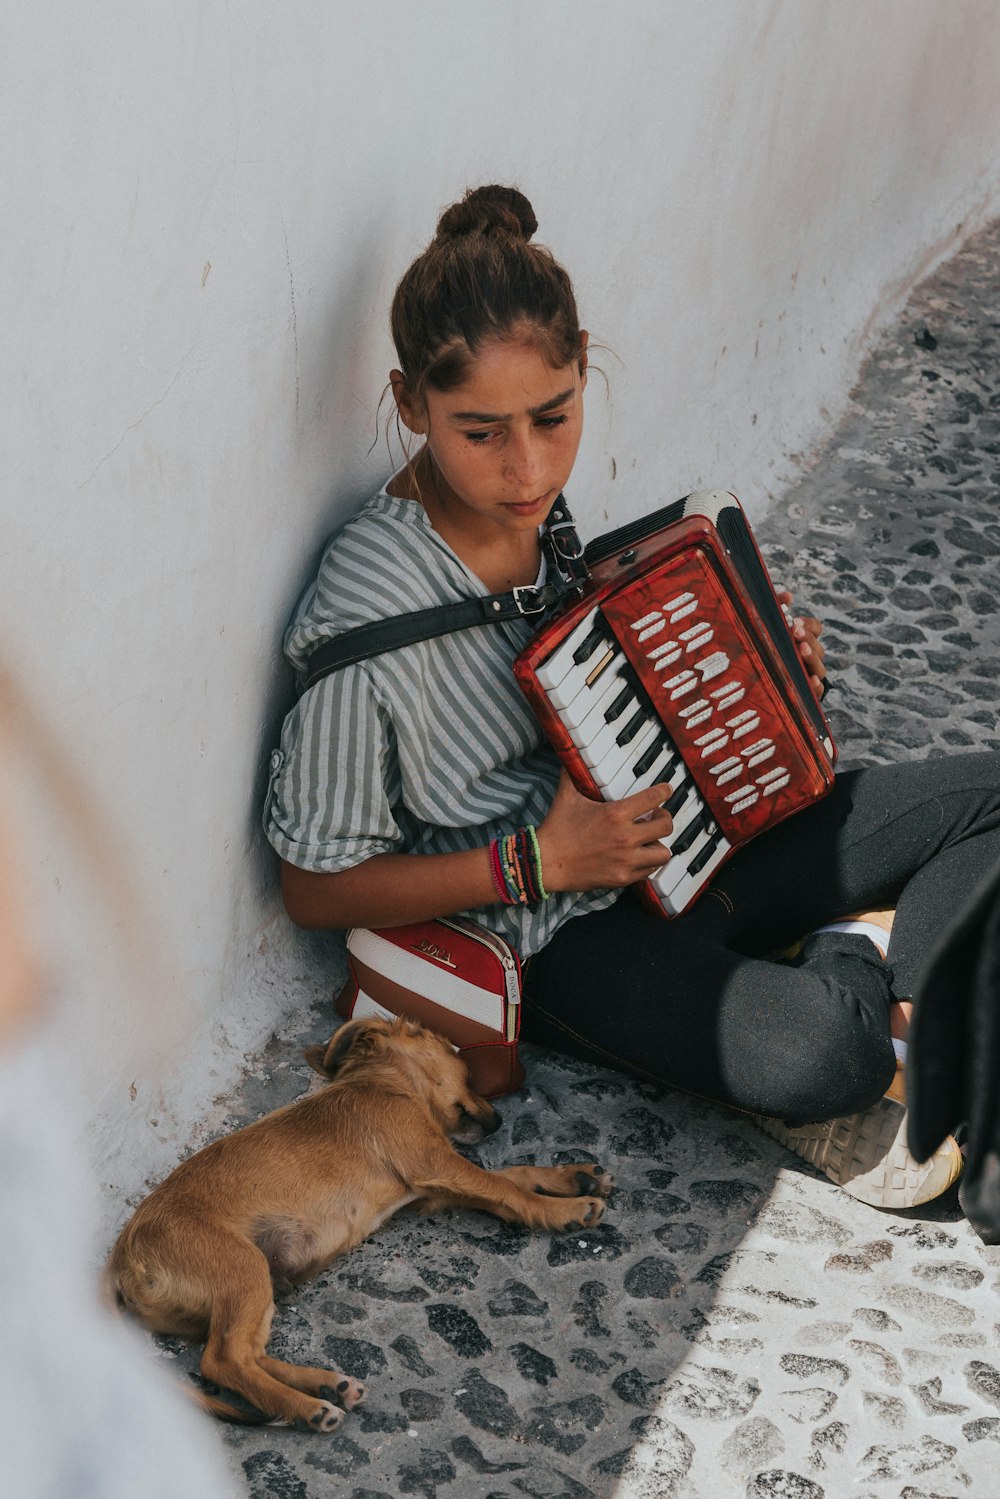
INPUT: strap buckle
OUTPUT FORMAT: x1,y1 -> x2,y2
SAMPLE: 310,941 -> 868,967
546,517 -> 585,563
511,585 -> 547,616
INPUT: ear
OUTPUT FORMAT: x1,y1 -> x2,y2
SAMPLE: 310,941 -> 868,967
578,330 -> 589,388
390,368 -> 428,435
304,1020 -> 375,1079
303,1044 -> 331,1076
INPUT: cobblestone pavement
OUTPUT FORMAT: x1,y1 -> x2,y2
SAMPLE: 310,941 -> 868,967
155,219 -> 1000,1497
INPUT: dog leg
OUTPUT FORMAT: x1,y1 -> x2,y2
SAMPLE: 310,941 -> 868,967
414,1150 -> 607,1231
255,1356 -> 367,1412
493,1164 -> 615,1199
198,1246 -> 347,1433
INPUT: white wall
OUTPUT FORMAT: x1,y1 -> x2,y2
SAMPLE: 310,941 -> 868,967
4,0 -> 1000,1233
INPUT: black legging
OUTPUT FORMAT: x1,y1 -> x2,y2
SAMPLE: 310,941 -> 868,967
523,752 -> 1000,1125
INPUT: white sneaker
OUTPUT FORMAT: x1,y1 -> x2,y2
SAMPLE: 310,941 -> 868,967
755,1079 -> 962,1210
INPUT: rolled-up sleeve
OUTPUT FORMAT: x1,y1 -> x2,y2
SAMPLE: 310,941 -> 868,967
263,665 -> 402,872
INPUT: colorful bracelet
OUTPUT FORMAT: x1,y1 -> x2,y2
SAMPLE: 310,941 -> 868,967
526,824 -> 550,901
488,825 -> 549,907
488,839 -> 509,903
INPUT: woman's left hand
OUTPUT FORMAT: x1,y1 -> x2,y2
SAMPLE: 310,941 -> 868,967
776,589 -> 827,699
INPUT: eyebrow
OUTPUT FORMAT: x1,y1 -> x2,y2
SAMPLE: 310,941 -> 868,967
449,386 -> 576,423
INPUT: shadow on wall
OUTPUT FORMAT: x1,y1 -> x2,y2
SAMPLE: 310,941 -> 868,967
246,238 -> 395,910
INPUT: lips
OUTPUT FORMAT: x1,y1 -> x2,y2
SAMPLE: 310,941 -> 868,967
503,492 -> 551,517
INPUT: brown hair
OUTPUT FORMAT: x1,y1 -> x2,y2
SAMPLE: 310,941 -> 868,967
390,185 -> 583,401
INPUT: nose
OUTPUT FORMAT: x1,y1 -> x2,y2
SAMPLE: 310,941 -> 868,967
503,428 -> 544,490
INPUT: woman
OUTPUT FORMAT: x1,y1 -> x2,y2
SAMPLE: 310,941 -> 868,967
266,184 -> 1000,1209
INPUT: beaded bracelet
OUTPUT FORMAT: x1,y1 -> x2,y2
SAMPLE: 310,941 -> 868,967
488,824 -> 549,907
526,825 -> 550,901
488,839 -> 509,903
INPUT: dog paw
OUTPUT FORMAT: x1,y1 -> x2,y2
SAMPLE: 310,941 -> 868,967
574,1164 -> 614,1198
576,1196 -> 605,1227
320,1377 -> 366,1411
307,1399 -> 345,1434
550,1195 -> 605,1230
532,1163 -> 615,1199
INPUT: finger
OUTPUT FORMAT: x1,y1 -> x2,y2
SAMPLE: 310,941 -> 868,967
631,845 -> 671,876
637,811 -> 673,843
632,803 -> 673,830
792,613 -> 822,642
623,781 -> 672,816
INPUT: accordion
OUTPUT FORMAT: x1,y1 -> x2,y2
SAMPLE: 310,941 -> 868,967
514,490 -> 837,917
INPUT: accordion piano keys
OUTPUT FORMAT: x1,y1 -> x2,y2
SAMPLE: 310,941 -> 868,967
534,620 -> 729,908
515,492 -> 837,918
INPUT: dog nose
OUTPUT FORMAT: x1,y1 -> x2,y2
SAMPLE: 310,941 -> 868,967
482,1105 -> 502,1135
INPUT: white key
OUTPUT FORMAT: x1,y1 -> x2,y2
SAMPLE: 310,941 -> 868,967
652,832 -> 731,914
542,639 -> 616,712
561,657 -> 630,737
602,723 -> 670,799
579,708 -> 638,770
591,716 -> 658,791
631,738 -> 687,797
649,827 -> 708,904
546,640 -> 624,718
658,788 -> 703,852
534,610 -> 603,694
577,685 -> 651,769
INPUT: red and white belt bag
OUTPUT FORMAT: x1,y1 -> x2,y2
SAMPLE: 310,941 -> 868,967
334,916 -> 525,1098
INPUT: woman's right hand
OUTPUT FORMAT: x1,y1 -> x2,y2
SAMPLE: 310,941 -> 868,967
535,769 -> 674,894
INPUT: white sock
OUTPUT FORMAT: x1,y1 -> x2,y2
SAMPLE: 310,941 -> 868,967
892,1036 -> 908,1065
814,919 -> 889,959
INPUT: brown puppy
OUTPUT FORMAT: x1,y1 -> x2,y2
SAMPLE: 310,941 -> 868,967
106,1015 -> 613,1432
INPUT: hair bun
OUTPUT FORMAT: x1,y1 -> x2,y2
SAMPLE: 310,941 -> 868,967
436,185 -> 538,242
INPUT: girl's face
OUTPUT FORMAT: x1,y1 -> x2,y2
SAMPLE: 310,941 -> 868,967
392,331 -> 587,538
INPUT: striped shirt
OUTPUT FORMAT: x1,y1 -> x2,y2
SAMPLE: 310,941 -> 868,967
264,487 -> 619,955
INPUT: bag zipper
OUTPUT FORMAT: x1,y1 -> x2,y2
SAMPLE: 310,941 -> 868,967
439,916 -> 521,1040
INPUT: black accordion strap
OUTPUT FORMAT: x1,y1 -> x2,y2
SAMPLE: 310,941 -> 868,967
302,496 -> 589,690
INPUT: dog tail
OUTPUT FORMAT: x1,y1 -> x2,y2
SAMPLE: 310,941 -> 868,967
181,1382 -> 275,1425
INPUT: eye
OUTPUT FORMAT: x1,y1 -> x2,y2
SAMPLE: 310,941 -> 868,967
464,429 -> 498,445
537,414 -> 568,430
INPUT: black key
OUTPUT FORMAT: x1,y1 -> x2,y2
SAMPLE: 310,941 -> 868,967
670,804 -> 713,856
604,684 -> 635,724
664,784 -> 689,820
616,706 -> 647,746
688,826 -> 724,875
572,623 -> 608,666
633,734 -> 671,778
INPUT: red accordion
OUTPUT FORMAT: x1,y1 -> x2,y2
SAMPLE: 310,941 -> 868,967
514,490 -> 837,917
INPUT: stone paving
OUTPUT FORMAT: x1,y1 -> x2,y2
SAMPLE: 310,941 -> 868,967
152,218 -> 1000,1497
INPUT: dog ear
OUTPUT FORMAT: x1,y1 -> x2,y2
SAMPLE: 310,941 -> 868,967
303,1043 -> 334,1076
304,1020 -> 376,1078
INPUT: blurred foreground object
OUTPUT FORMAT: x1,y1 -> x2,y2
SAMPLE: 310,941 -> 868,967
0,663 -> 240,1498
0,1036 -> 243,1498
909,856 -> 1000,1243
